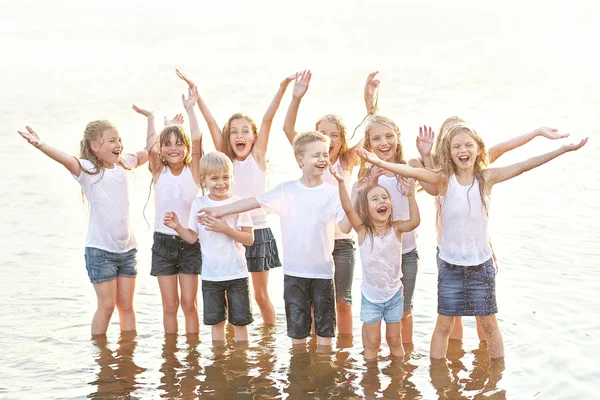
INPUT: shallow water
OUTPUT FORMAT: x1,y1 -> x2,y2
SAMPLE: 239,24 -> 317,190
1,1 -> 600,399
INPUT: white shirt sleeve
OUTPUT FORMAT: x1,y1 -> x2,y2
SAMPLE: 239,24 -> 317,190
235,211 -> 253,229
72,159 -> 97,183
256,183 -> 284,215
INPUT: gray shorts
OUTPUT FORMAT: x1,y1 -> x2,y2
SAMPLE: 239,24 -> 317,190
401,249 -> 419,313
333,239 -> 355,305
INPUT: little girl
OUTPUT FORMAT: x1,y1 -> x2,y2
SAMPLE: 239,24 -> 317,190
281,70 -> 370,335
132,86 -> 203,335
409,118 -> 571,342
358,114 -> 420,345
163,151 -> 254,342
355,125 -> 588,360
176,69 -> 291,325
332,167 -> 420,360
18,121 -> 148,335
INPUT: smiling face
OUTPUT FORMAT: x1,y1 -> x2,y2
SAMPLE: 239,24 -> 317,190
296,140 -> 330,177
316,119 -> 343,161
228,117 -> 256,160
367,121 -> 398,162
449,131 -> 481,172
160,131 -> 188,166
366,186 -> 393,224
91,128 -> 123,167
203,169 -> 232,199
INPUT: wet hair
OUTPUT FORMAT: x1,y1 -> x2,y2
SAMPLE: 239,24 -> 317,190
221,113 -> 258,160
315,114 -> 351,170
358,115 -> 405,180
435,123 -> 489,218
198,151 -> 233,195
292,131 -> 330,158
355,184 -> 394,247
158,125 -> 192,166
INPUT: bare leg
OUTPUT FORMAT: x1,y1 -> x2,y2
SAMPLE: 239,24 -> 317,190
430,315 -> 455,359
179,274 -> 199,334
336,298 -> 353,335
251,271 -> 276,325
477,315 -> 504,359
115,277 -> 136,332
385,322 -> 405,358
401,311 -> 413,344
91,280 -> 117,335
363,321 -> 382,360
475,316 -> 488,341
211,321 -> 226,342
157,275 -> 180,334
449,316 -> 463,341
232,325 -> 249,342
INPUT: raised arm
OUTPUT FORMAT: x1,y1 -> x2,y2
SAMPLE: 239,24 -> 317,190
18,126 -> 81,176
409,125 -> 440,195
355,148 -> 441,185
132,105 -> 160,173
283,70 -> 311,146
488,127 -> 569,163
182,86 -> 203,186
176,69 -> 223,151
485,138 -> 588,190
198,197 -> 261,219
394,178 -> 420,233
364,71 -> 380,115
330,166 -> 364,233
253,73 -> 296,158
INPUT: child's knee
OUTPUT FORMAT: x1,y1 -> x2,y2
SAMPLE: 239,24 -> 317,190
385,332 -> 402,348
364,332 -> 381,350
436,317 -> 455,335
163,299 -> 180,315
253,290 -> 270,307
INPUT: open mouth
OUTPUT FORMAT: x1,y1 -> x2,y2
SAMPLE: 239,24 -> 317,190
315,162 -> 327,170
378,146 -> 392,158
235,140 -> 246,152
112,149 -> 122,156
376,205 -> 389,216
458,155 -> 470,163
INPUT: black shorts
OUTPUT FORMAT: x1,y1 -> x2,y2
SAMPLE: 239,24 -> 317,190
202,278 -> 254,326
283,275 -> 336,339
151,232 -> 201,276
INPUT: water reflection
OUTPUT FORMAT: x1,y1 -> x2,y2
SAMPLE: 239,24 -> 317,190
89,331 -> 144,399
157,334 -> 203,398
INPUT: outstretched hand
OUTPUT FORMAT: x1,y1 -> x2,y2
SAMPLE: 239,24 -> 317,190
561,137 -> 589,152
182,86 -> 199,110
416,125 -> 435,156
132,105 -> 154,118
281,73 -> 297,87
534,127 -> 569,140
292,70 -> 311,99
400,177 -> 416,197
17,126 -> 43,148
368,166 -> 385,185
176,68 -> 196,89
329,163 -> 345,183
197,207 -> 223,222
164,114 -> 185,126
355,147 -> 382,166
163,211 -> 180,229
364,71 -> 380,100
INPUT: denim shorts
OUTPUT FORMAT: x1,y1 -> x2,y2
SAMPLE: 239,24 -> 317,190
202,278 -> 254,326
84,247 -> 137,284
437,256 -> 498,316
333,239 -> 355,305
151,232 -> 202,276
283,275 -> 336,339
401,249 -> 419,313
245,227 -> 282,272
360,288 -> 404,325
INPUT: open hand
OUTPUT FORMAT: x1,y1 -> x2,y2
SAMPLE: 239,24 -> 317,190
201,215 -> 229,232
292,70 -> 311,99
281,73 -> 297,87
561,137 -> 589,152
400,177 -> 416,197
182,86 -> 199,110
534,127 -> 569,140
368,166 -> 385,185
17,126 -> 43,148
329,163 -> 345,183
416,125 -> 435,156
197,207 -> 223,222
163,211 -> 180,229
132,105 -> 154,118
176,68 -> 196,89
364,71 -> 380,100
164,114 -> 185,126
355,147 -> 382,166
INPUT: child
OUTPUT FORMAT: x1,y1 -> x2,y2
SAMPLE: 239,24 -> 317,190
199,132 -> 346,347
331,166 -> 420,360
358,114 -> 421,345
409,118 -> 571,342
18,122 -> 148,335
281,70 -> 371,335
163,151 -> 254,342
355,125 -> 588,359
176,69 -> 292,325
131,86 -> 203,335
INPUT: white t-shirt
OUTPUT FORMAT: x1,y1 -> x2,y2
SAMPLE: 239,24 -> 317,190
72,157 -> 137,253
359,229 -> 403,303
154,165 -> 199,235
188,195 -> 253,282
256,180 -> 346,279
378,174 -> 417,254
232,153 -> 268,229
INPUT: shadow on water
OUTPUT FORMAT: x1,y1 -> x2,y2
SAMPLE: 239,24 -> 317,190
87,327 -> 507,399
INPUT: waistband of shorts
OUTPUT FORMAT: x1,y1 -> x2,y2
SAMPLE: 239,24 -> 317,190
153,231 -> 199,244
438,257 -> 493,269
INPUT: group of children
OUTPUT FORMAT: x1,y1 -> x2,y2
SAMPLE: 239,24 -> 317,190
19,69 -> 588,361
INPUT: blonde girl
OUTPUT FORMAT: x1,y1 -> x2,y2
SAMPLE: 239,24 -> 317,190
282,70 -> 371,335
18,121 -> 148,335
163,152 -> 254,342
132,86 -> 203,335
333,165 -> 420,360
355,125 -> 587,360
176,69 -> 292,325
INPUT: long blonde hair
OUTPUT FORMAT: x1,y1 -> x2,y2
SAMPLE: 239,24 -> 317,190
78,120 -> 132,177
316,114 -> 351,171
198,151 -> 233,195
358,115 -> 405,180
221,113 -> 258,160
432,116 -> 467,164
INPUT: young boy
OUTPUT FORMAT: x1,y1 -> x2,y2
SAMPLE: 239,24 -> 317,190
199,131 -> 345,346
